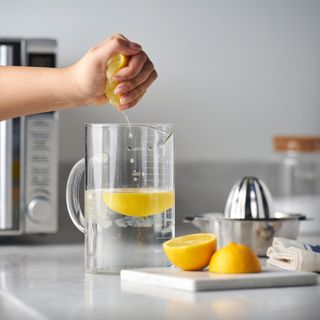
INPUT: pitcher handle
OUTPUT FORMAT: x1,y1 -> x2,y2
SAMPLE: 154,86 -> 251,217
66,158 -> 85,233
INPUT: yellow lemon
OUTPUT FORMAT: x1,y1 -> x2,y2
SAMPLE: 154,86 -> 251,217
102,189 -> 174,217
209,242 -> 261,274
163,234 -> 217,271
105,54 -> 128,107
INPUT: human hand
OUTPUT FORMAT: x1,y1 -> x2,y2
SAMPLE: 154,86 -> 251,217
68,34 -> 157,111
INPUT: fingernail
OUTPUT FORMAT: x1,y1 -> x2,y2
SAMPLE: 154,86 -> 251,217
120,94 -> 132,105
129,42 -> 141,49
118,105 -> 127,111
114,85 -> 127,95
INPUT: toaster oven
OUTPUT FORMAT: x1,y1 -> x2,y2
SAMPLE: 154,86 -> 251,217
0,38 -> 58,235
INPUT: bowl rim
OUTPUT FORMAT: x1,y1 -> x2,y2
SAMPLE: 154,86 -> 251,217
184,212 -> 306,222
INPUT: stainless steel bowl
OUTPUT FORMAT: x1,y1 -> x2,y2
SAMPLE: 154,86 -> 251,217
184,212 -> 305,256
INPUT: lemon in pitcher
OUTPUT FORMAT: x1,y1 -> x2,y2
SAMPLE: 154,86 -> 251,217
105,54 -> 128,107
102,188 -> 175,217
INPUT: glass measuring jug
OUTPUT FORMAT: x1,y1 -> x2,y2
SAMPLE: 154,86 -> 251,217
66,123 -> 174,274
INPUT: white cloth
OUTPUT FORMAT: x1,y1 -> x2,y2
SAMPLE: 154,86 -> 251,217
266,237 -> 320,272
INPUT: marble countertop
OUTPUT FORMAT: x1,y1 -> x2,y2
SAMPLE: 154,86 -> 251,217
0,244 -> 320,320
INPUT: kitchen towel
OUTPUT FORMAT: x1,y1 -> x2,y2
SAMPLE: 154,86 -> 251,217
266,237 -> 320,272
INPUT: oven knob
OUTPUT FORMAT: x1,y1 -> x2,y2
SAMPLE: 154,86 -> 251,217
27,197 -> 51,222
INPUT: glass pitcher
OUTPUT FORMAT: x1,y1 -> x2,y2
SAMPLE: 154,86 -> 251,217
66,123 -> 174,274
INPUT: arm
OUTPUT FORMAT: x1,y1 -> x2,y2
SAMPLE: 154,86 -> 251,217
0,66 -> 78,120
0,34 -> 157,121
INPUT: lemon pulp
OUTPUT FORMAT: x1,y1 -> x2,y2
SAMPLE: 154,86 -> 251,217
105,54 -> 128,107
102,188 -> 174,217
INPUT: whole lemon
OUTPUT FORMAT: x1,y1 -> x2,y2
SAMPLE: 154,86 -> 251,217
163,233 -> 217,271
209,242 -> 261,274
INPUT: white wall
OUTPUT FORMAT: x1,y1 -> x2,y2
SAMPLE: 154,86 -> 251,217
1,0 -> 320,163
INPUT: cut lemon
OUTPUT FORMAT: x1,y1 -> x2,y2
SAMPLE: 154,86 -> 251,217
209,242 -> 261,274
102,189 -> 174,217
106,54 -> 128,80
105,54 -> 128,107
163,233 -> 217,271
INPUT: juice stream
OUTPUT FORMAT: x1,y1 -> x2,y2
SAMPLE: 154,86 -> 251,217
121,110 -> 133,137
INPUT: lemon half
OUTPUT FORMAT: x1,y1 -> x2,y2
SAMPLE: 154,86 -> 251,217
209,242 -> 261,274
105,54 -> 128,107
163,233 -> 217,271
102,189 -> 174,217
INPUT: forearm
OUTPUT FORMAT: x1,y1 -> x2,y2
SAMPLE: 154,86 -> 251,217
0,66 -> 80,120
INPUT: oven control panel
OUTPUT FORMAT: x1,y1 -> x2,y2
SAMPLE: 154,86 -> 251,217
24,112 -> 58,233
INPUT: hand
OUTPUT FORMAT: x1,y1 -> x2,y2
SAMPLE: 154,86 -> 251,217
69,34 -> 157,111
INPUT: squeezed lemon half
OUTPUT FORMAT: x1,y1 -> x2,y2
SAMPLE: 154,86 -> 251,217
209,242 -> 261,274
105,54 -> 128,107
163,234 -> 217,271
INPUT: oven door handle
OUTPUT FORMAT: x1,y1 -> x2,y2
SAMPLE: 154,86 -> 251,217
0,44 -> 15,230
0,119 -> 13,230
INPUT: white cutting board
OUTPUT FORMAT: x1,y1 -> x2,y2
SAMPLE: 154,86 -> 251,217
121,267 -> 318,292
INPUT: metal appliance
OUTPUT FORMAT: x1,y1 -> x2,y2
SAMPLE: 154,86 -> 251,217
185,177 -> 306,256
0,38 -> 58,235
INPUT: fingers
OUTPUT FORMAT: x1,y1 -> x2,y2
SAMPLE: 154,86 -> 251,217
114,59 -> 154,95
118,69 -> 158,110
114,51 -> 148,80
94,33 -> 142,62
118,92 -> 146,111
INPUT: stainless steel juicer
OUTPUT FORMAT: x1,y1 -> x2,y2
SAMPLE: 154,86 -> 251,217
184,177 -> 306,256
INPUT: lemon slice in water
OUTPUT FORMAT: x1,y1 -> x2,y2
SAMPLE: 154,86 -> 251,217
105,54 -> 128,107
102,189 -> 174,217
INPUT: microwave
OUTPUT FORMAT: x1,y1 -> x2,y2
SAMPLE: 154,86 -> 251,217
0,38 -> 58,235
